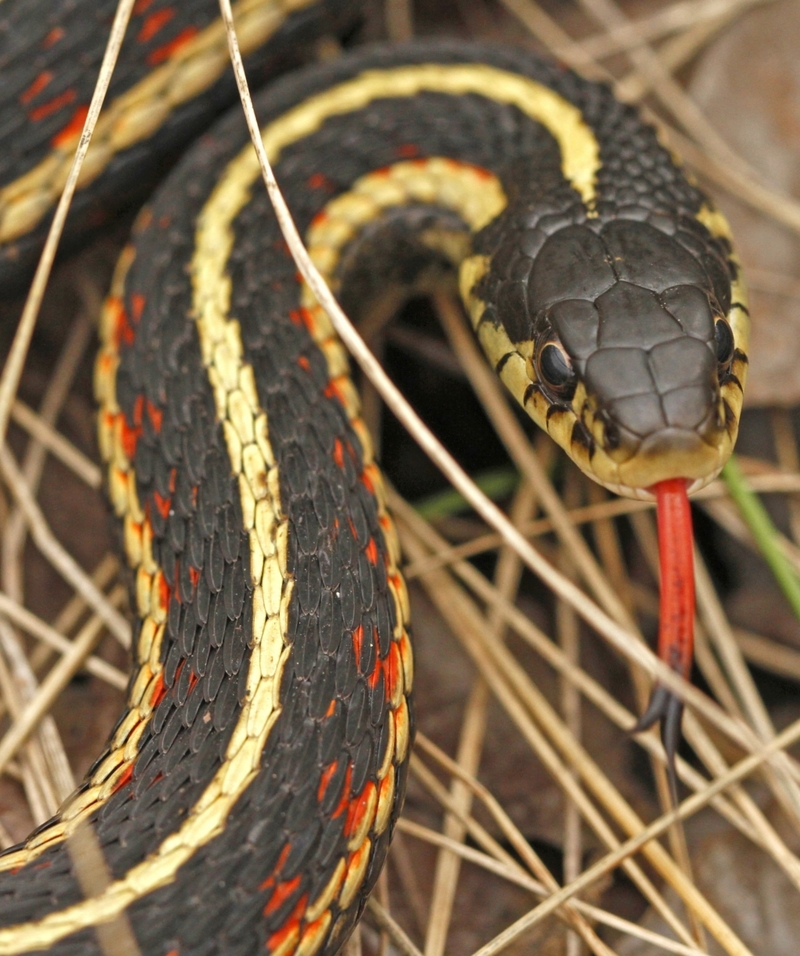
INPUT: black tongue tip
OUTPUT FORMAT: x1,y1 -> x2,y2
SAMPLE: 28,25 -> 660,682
633,685 -> 685,804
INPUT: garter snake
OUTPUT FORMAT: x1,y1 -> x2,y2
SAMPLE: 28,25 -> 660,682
0,4 -> 748,954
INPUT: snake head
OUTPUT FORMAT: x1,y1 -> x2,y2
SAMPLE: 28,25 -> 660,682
475,213 -> 749,499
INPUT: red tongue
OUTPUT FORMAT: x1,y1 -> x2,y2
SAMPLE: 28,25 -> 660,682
655,477 -> 695,680
634,478 -> 695,794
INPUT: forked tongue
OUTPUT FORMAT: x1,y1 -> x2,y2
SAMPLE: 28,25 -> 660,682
634,477 -> 695,799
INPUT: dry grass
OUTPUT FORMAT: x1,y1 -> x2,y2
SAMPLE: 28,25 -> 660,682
0,0 -> 798,954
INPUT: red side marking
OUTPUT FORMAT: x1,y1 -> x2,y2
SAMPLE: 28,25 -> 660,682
42,27 -> 64,48
368,656 -> 382,690
264,874 -> 301,916
289,309 -> 303,327
169,468 -> 177,494
385,642 -> 401,701
131,293 -> 146,323
332,438 -> 345,470
266,896 -> 308,952
191,485 -> 198,507
158,571 -> 171,613
317,760 -> 338,803
113,764 -> 134,794
331,765 -> 353,819
174,660 -> 185,684
351,625 -> 364,664
153,490 -> 171,520
33,860 -> 53,871
146,26 -> 198,65
395,143 -> 420,159
30,88 -> 76,122
298,355 -> 311,373
187,669 -> 198,693
189,566 -> 200,588
344,781 -> 376,838
324,699 -> 336,719
307,172 -> 332,190
164,950 -> 178,956
266,922 -> 296,953
324,378 -> 346,407
119,415 -> 140,461
134,0 -> 156,11
20,71 -> 53,105
474,166 -> 495,181
310,211 -> 328,229
347,517 -> 358,543
133,394 -> 145,428
365,537 -> 378,566
115,307 -> 135,348
146,400 -> 163,433
654,479 -> 695,679
360,467 -> 375,495
151,674 -> 167,708
51,105 -> 88,148
173,561 -> 182,604
138,7 -> 175,42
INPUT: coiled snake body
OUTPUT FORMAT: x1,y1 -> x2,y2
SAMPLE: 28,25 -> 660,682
0,4 -> 748,955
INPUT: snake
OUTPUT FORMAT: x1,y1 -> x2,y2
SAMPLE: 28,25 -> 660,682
0,1 -> 749,953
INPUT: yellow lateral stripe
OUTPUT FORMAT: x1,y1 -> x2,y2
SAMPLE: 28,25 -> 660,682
0,0 -> 319,244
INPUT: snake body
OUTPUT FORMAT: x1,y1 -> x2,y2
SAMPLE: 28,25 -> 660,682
0,7 -> 748,955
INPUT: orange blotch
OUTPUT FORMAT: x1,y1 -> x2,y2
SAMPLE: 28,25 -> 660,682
189,566 -> 200,588
42,27 -> 64,48
289,309 -> 303,327
20,71 -> 53,105
351,625 -> 364,664
317,760 -> 338,803
132,394 -> 145,427
310,211 -> 328,229
146,400 -> 163,433
365,537 -> 378,566
332,438 -> 345,470
138,7 -> 175,42
263,874 -> 302,916
169,468 -> 177,494
131,293 -> 146,322
267,922 -> 299,955
146,26 -> 198,65
30,88 -> 76,122
157,571 -> 171,614
119,415 -> 140,461
114,307 -> 135,349
134,0 -> 155,11
153,490 -> 171,520
307,172 -> 333,190
385,642 -> 401,701
150,674 -> 167,708
344,781 -> 377,838
298,355 -> 310,373
51,104 -> 88,148
395,143 -> 420,159
113,764 -> 134,794
474,165 -> 495,181
360,466 -> 376,495
187,669 -> 198,693
33,860 -> 53,871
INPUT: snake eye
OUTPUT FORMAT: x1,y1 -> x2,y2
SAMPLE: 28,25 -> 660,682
714,318 -> 734,372
536,340 -> 576,398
